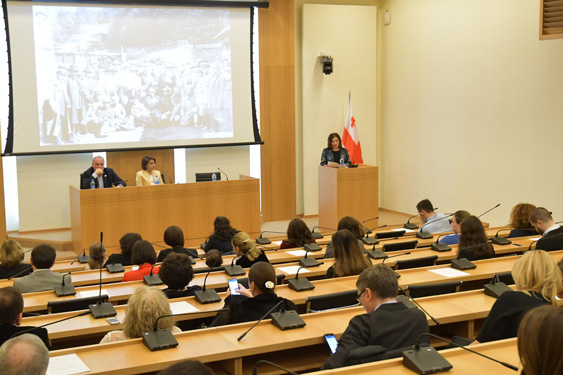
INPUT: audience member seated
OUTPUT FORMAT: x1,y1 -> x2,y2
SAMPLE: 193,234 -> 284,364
0,333 -> 49,375
211,262 -> 297,326
233,232 -> 269,268
325,229 -> 371,279
0,239 -> 32,280
159,253 -> 202,298
122,240 -> 159,282
517,305 -> 563,375
0,287 -> 51,349
157,226 -> 198,262
439,210 -> 470,245
324,216 -> 367,259
279,218 -> 316,250
507,203 -> 537,238
205,249 -> 223,269
158,360 -> 216,375
103,232 -> 141,268
13,244 -> 65,294
135,155 -> 163,186
529,207 -> 563,251
204,216 -> 238,254
100,286 -> 180,343
416,198 -> 452,234
472,250 -> 561,344
86,241 -> 106,270
457,216 -> 495,260
322,265 -> 429,369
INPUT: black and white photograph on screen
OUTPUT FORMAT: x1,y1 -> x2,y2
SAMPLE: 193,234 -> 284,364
33,5 -> 234,147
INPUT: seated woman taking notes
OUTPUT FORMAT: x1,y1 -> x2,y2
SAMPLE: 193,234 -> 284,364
135,155 -> 163,186
320,132 -> 350,167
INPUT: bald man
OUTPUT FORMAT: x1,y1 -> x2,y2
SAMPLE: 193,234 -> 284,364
80,156 -> 125,189
0,334 -> 49,375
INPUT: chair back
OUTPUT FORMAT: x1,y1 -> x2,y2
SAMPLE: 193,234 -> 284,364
306,290 -> 359,313
406,280 -> 462,298
383,240 -> 418,252
394,255 -> 438,270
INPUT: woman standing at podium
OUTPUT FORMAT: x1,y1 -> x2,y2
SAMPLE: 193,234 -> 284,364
320,132 -> 350,167
135,156 -> 163,186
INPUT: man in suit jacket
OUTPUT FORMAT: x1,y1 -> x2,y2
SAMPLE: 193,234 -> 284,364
322,265 -> 428,369
80,156 -> 126,189
0,286 -> 51,349
530,207 -> 563,251
13,244 -> 66,294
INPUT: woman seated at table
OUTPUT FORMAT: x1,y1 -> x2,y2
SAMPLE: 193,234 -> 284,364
122,240 -> 159,282
100,286 -> 180,343
517,305 -> 563,375
233,232 -> 269,268
103,232 -> 141,268
159,253 -> 202,298
320,132 -> 351,167
157,226 -> 198,262
205,249 -> 223,269
280,218 -> 316,250
439,210 -> 470,245
507,203 -> 537,238
86,242 -> 106,270
0,239 -> 32,280
325,229 -> 371,279
204,216 -> 238,255
324,216 -> 366,259
211,262 -> 297,326
472,250 -> 561,344
457,216 -> 495,260
135,155 -> 163,186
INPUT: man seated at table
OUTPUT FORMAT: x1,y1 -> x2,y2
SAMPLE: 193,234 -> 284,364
322,264 -> 428,369
13,244 -> 66,294
80,155 -> 126,189
0,334 -> 49,375
530,207 -> 563,251
0,287 -> 51,349
416,199 -> 452,234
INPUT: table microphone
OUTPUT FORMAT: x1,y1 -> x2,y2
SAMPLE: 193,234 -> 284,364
311,226 -> 336,240
7,265 -> 33,280
298,247 -> 321,267
143,264 -> 163,286
224,256 -> 246,276
380,252 -> 411,264
491,229 -> 512,245
217,167 -> 229,180
404,214 -> 420,230
106,262 -> 125,273
10,310 -> 91,339
250,360 -> 298,375
431,234 -> 453,252
89,232 -> 117,319
54,272 -> 76,296
483,274 -> 512,298
362,217 -> 380,234
397,286 -> 439,325
237,300 -> 305,341
194,266 -> 222,304
363,225 -> 387,245
70,248 -> 89,265
477,203 -> 500,218
450,241 -> 490,270
256,231 -> 286,245
161,171 -> 173,184
287,266 -> 315,292
417,213 -> 453,239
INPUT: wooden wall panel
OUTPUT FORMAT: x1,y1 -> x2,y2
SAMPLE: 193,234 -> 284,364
259,0 -> 297,221
106,149 -> 175,187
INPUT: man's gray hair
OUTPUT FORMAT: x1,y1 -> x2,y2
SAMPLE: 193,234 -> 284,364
0,334 -> 49,375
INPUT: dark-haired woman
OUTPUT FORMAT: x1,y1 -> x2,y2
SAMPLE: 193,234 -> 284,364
204,216 -> 238,254
320,133 -> 350,167
280,218 -> 316,250
158,253 -> 201,298
324,216 -> 366,259
122,240 -> 159,282
157,226 -> 198,262
103,233 -> 142,268
439,210 -> 470,245
135,155 -> 163,186
458,216 -> 495,260
325,229 -> 371,279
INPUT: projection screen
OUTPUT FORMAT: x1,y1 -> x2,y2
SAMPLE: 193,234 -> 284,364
2,0 -> 262,155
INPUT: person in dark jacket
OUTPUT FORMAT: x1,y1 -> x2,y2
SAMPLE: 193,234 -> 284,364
233,232 -> 269,268
157,226 -> 198,262
159,253 -> 201,299
204,216 -> 238,254
103,232 -> 141,268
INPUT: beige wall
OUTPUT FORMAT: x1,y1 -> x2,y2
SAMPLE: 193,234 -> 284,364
299,2 -> 378,216
379,0 -> 563,226
185,146 -> 250,183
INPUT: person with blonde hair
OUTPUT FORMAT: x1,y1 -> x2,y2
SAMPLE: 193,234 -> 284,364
233,232 -> 269,268
0,239 -> 32,279
507,203 -> 537,238
325,229 -> 371,278
473,250 -> 561,344
100,286 -> 179,343
86,241 -> 106,270
517,305 -> 563,375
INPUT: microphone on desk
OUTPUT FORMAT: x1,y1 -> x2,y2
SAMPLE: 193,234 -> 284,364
298,247 -> 321,267
365,237 -> 408,259
380,252 -> 411,264
250,360 -> 298,375
54,272 -> 76,297
70,248 -> 89,265
483,274 -> 512,299
237,300 -> 306,341
491,228 -> 513,245
224,255 -> 246,276
311,226 -> 336,240
106,261 -> 125,273
450,241 -> 490,270
362,217 -> 380,234
256,231 -> 286,245
402,333 -> 518,374
217,167 -> 229,181
143,264 -> 163,286
89,232 -> 117,319
397,286 -> 439,325
363,224 -> 387,245
404,214 -> 420,230
478,203 -> 500,218
287,266 -> 315,292
161,171 -> 174,184
194,266 -> 222,304
7,265 -> 33,280
10,310 -> 91,340
431,234 -> 453,252
417,212 -> 453,239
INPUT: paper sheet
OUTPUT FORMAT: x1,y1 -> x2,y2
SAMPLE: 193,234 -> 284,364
530,237 -> 542,241
169,301 -> 200,315
277,266 -> 311,274
286,250 -> 307,257
393,228 -> 415,233
47,354 -> 90,375
428,268 -> 470,278
272,240 -> 283,245
78,289 -> 110,299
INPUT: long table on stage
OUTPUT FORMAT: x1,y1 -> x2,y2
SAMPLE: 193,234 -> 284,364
69,176 -> 260,252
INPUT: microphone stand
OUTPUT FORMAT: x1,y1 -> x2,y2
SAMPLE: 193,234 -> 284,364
194,267 -> 222,304
397,286 -> 439,325
251,360 -> 298,375
224,255 -> 245,276
88,232 -> 117,318
477,203 -> 500,218
431,234 -> 453,252
287,266 -> 315,292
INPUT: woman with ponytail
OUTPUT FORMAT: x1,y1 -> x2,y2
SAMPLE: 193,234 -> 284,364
233,231 -> 269,268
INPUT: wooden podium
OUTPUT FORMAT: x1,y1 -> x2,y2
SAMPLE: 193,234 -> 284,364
69,176 -> 260,253
318,165 -> 379,230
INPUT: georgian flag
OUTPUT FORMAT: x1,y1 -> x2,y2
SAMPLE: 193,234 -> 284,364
342,96 -> 363,164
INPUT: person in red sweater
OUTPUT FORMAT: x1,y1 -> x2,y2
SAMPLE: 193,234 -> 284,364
279,218 -> 316,250
122,240 -> 159,282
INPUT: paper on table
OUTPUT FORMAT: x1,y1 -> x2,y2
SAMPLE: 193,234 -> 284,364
277,266 -> 311,274
47,353 -> 89,375
429,268 -> 470,278
286,250 -> 307,257
272,240 -> 283,245
393,228 -> 415,233
169,301 -> 200,315
530,237 -> 542,241
78,289 -> 110,298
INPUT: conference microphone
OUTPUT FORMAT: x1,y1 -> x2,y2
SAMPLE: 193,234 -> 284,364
379,251 -> 411,264
54,272 -> 76,297
483,274 -> 512,299
194,266 -> 222,304
404,214 -> 420,230
256,230 -> 286,245
89,232 -> 117,319
287,266 -> 315,292
311,226 -> 336,239
10,310 -> 91,339
161,171 -> 173,184
224,255 -> 246,276
362,217 -> 380,234
348,155 -> 359,168
363,224 -> 387,245
417,213 -> 453,239
397,286 -> 439,325
298,247 -> 321,267
402,333 -> 518,374
491,228 -> 512,245
143,264 -> 163,286
477,203 -> 500,218
217,167 -> 229,180
7,265 -> 33,280
106,261 -> 125,273
70,248 -> 89,265
237,300 -> 306,341
250,360 -> 298,375
237,300 -> 284,341
431,234 -> 453,252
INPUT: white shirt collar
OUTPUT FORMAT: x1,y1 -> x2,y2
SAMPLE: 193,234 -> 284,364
543,224 -> 560,236
373,300 -> 398,312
